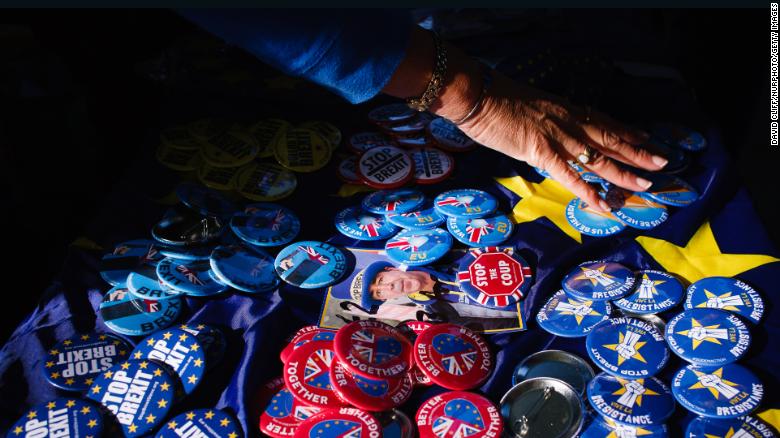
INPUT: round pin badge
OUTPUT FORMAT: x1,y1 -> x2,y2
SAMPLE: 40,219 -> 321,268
568,160 -> 604,183
299,121 -> 342,150
200,128 -> 260,168
126,270 -> 179,301
43,332 -> 132,392
99,285 -> 182,336
157,409 -> 242,438
209,244 -> 279,294
334,206 -> 399,241
283,340 -> 347,408
511,350 -> 595,396
259,386 -> 322,437
685,277 -> 765,324
376,409 -> 415,438
613,270 -> 683,315
337,155 -> 362,184
274,128 -> 332,173
665,308 -> 751,366
446,213 -> 514,247
235,162 -> 298,202
685,415 -> 777,438
410,147 -> 454,184
580,418 -> 669,438
100,239 -> 165,286
671,363 -> 763,419
179,323 -> 227,371
348,132 -> 397,154
131,328 -> 206,394
294,407 -> 382,438
413,323 -> 492,390
586,317 -> 669,379
587,372 -> 675,427
396,320 -> 434,342
385,228 -> 452,266
427,117 -> 477,152
280,326 -> 337,364
434,189 -> 497,218
196,162 -> 241,191
230,203 -> 300,248
161,125 -> 201,151
157,142 -> 201,171
157,258 -> 228,297
638,174 -> 699,207
386,205 -> 446,230
276,242 -> 346,290
562,261 -> 636,302
652,123 -> 707,152
362,188 -> 425,214
176,182 -> 237,218
7,398 -> 104,438
417,391 -> 503,438
395,134 -> 429,148
329,361 -> 414,411
457,247 -> 533,308
385,112 -> 433,136
609,189 -> 669,230
152,209 -> 226,247
368,103 -> 416,125
87,359 -> 175,437
500,378 -> 582,438
250,118 -> 290,158
357,146 -> 414,189
333,320 -> 413,379
643,138 -> 691,174
536,289 -> 612,338
565,197 -> 626,237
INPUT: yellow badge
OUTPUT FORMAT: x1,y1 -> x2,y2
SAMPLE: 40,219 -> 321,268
273,128 -> 332,173
235,162 -> 297,201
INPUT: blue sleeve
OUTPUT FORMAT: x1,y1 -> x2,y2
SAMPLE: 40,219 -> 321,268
178,9 -> 413,104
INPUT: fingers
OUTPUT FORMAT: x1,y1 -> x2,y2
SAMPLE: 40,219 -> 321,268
540,144 -> 610,212
580,114 -> 668,171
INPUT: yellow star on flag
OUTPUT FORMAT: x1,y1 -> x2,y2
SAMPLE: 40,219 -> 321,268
190,343 -> 200,351
65,400 -> 76,408
84,378 -> 94,385
145,414 -> 156,424
121,362 -> 130,370
49,349 -> 59,355
180,324 -> 189,330
163,332 -> 172,340
220,418 -> 230,427
157,399 -> 168,408
675,318 -> 723,350
613,378 -> 658,407
81,334 -> 90,341
26,411 -> 36,419
13,426 -> 22,435
636,221 -> 779,283
139,361 -> 148,369
98,334 -> 107,340
179,333 -> 188,342
160,382 -> 170,391
104,370 -> 114,379
153,369 -> 163,377
50,372 -> 60,379
63,340 -> 72,346
128,424 -> 138,433
689,367 -> 740,400
81,406 -> 91,414
197,324 -> 205,330
45,361 -> 54,368
186,412 -> 196,421
603,331 -> 647,365
228,433 -> 238,438
65,378 -> 74,386
146,338 -> 156,346
188,375 -> 198,384
133,352 -> 143,359
194,358 -> 203,367
87,419 -> 97,428
168,421 -> 178,429
46,402 -> 56,409
204,411 -> 215,420
91,385 -> 102,394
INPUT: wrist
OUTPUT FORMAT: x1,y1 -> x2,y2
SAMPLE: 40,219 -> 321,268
429,42 -> 482,122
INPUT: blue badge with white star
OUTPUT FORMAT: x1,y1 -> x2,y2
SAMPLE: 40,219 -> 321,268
99,285 -> 182,337
43,332 -> 133,392
7,398 -> 104,438
613,270 -> 683,315
87,360 -> 175,437
386,205 -> 446,230
230,203 -> 300,247
665,308 -> 751,366
586,317 -> 669,379
434,189 -> 497,218
156,258 -> 228,296
334,206 -> 399,241
446,213 -> 514,247
274,241 -> 347,289
580,418 -> 669,438
685,415 -> 777,438
586,372 -> 675,427
671,363 -> 763,419
536,289 -> 612,337
565,197 -> 626,237
131,328 -> 206,395
385,228 -> 452,266
157,409 -> 242,438
362,188 -> 425,214
209,244 -> 279,293
685,277 -> 765,324
100,239 -> 165,286
562,261 -> 636,301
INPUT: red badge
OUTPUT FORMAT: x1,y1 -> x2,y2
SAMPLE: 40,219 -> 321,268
259,386 -> 323,437
456,247 -> 533,309
333,320 -> 413,379
283,340 -> 347,408
336,156 -> 362,184
280,326 -> 337,364
416,391 -> 503,438
411,147 -> 454,185
413,323 -> 493,390
294,407 -> 383,438
397,320 -> 434,342
357,146 -> 414,189
329,361 -> 414,411
348,132 -> 397,155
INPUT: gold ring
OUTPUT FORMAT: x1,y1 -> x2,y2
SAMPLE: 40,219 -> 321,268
577,145 -> 595,165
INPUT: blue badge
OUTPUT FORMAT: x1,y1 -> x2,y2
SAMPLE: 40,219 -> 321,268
7,398 -> 104,438
456,247 -> 533,308
159,245 -> 214,261
562,261 -> 636,301
613,270 -> 683,315
132,328 -> 206,394
385,228 -> 452,266
386,205 -> 445,230
665,308 -> 751,366
156,258 -> 228,297
446,213 -> 514,247
685,277 -> 765,324
362,189 -> 425,214
533,166 -> 551,179
434,189 -> 497,218
100,240 -> 165,286
671,363 -> 764,419
43,332 -> 133,392
536,289 -> 612,338
152,210 -> 226,247
610,190 -> 669,230
127,270 -> 180,301
638,174 -> 699,207
586,317 -> 669,379
580,418 -> 669,438
99,285 -> 182,336
230,203 -> 300,247
87,360 -> 175,437
565,197 -> 626,237
274,241 -> 347,289
334,207 -> 399,241
157,409 -> 242,438
686,415 -> 777,438
176,182 -> 237,218
652,123 -> 707,152
209,244 -> 280,293
179,323 -> 226,371
586,372 -> 675,427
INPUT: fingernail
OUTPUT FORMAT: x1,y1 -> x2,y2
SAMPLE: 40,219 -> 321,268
598,200 -> 612,212
652,155 -> 668,168
637,177 -> 653,190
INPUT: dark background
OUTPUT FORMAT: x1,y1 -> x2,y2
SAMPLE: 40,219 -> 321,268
0,9 -> 771,344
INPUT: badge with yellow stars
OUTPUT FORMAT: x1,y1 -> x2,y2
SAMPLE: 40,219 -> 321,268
43,332 -> 132,392
586,373 -> 675,427
685,277 -> 765,324
536,289 -> 611,337
562,261 -> 636,301
586,317 -> 669,379
666,308 -> 751,367
579,417 -> 669,438
179,323 -> 227,371
158,408 -> 242,438
7,398 -> 103,438
685,414 -> 776,438
614,270 -> 684,315
672,363 -> 764,419
131,328 -> 206,395
86,360 -> 174,437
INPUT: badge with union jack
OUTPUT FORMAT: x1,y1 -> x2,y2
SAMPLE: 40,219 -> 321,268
413,323 -> 492,390
456,247 -> 533,308
294,408 -> 382,438
416,391 -> 502,438
335,206 -> 399,241
334,321 -> 412,379
446,214 -> 513,247
158,259 -> 227,297
284,340 -> 346,408
433,189 -> 497,219
362,188 -> 424,214
385,228 -> 452,266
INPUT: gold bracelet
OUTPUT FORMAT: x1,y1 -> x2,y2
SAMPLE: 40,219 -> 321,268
406,32 -> 447,112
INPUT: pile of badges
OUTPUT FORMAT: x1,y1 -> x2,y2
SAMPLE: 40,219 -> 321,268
530,260 -> 772,437
259,320 -> 503,437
